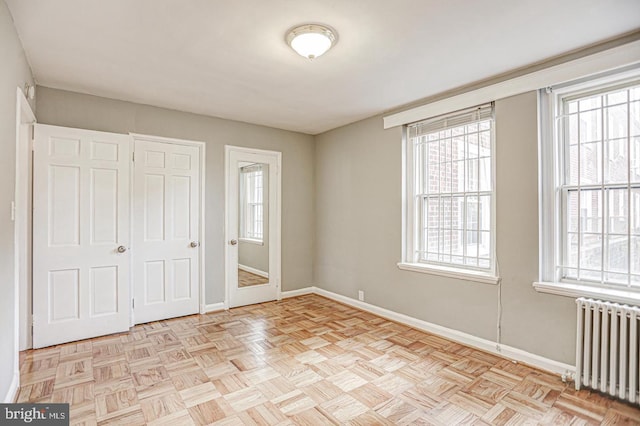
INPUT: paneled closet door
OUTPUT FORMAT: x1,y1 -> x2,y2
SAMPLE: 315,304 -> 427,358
132,138 -> 201,324
32,124 -> 131,348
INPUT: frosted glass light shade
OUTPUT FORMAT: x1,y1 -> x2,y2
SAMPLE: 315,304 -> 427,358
286,24 -> 337,59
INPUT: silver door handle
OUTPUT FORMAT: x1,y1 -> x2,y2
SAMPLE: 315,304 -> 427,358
229,239 -> 238,245
117,245 -> 127,253
190,241 -> 199,248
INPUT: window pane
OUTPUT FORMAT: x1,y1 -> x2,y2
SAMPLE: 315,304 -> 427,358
479,130 -> 491,157
453,160 -> 465,192
467,132 -> 478,159
579,110 -> 602,144
478,157 -> 491,192
607,189 -> 628,234
631,101 -> 640,136
607,89 -> 627,106
441,197 -> 451,229
632,236 -> 640,275
580,142 -> 602,185
452,196 -> 464,230
632,188 -> 640,235
466,231 -> 478,257
452,229 -> 464,258
478,231 -> 491,259
632,137 -> 640,183
566,233 -> 578,268
427,143 -> 439,193
607,235 -> 628,273
580,234 -> 602,272
466,195 -> 478,230
579,95 -> 601,111
466,159 -> 478,191
606,104 -> 629,141
479,195 -> 491,231
465,256 -> 478,267
564,267 -> 578,280
605,138 -> 628,183
568,144 -> 578,186
580,189 -> 603,233
567,191 -> 579,233
451,136 -> 464,160
568,114 -> 579,145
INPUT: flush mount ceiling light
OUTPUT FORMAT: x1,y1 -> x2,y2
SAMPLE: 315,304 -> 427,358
286,24 -> 338,60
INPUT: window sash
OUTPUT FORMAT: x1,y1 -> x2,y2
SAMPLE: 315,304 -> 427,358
556,80 -> 640,289
406,104 -> 495,273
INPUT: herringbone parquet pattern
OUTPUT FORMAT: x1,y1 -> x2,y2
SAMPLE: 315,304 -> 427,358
17,295 -> 640,425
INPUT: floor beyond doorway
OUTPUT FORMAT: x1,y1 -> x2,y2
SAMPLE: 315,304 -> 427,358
16,295 -> 639,424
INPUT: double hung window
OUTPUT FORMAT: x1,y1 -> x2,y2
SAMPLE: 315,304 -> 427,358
539,75 -> 640,294
401,104 -> 496,281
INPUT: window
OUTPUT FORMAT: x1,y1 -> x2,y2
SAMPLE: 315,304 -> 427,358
539,74 -> 640,296
240,164 -> 263,242
400,104 -> 497,282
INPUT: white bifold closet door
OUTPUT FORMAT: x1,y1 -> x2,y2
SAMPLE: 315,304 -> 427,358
32,124 -> 131,348
132,138 -> 201,324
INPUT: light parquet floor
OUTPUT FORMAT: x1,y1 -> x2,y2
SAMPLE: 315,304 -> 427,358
238,270 -> 269,288
17,295 -> 640,425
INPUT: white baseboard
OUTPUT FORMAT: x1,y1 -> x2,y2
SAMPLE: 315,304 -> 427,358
4,371 -> 19,403
203,302 -> 226,313
287,286 -> 575,378
281,287 -> 315,299
238,264 -> 269,279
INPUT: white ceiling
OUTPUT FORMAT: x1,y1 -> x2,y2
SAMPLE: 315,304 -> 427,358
6,0 -> 640,135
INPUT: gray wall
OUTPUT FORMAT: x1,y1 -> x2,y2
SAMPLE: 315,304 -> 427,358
0,0 -> 35,401
36,87 -> 315,304
314,91 -> 576,365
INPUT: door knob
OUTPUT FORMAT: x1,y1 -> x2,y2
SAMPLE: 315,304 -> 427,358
117,245 -> 127,253
229,239 -> 238,245
190,241 -> 199,248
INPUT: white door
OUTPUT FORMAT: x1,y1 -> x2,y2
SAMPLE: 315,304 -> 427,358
226,146 -> 281,308
32,124 -> 131,348
133,138 -> 201,324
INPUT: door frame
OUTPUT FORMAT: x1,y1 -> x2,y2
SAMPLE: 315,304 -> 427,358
130,133 -> 207,322
15,87 -> 35,353
224,145 -> 282,309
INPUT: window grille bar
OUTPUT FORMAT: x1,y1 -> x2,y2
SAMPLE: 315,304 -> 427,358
576,100 -> 582,281
627,89 -> 632,287
476,124 -> 481,266
601,95 -> 606,284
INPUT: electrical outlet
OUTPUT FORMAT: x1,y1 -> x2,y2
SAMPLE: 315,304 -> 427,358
358,290 -> 364,301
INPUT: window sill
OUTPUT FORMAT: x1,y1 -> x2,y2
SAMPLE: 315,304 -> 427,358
397,262 -> 500,285
533,281 -> 640,306
239,238 -> 263,246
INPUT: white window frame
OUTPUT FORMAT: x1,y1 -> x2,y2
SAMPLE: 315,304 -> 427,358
535,68 -> 640,305
398,104 -> 499,285
239,164 -> 264,244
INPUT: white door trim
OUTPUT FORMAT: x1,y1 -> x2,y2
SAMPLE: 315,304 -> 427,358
11,87 -> 35,401
130,133 -> 207,316
224,145 -> 282,309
